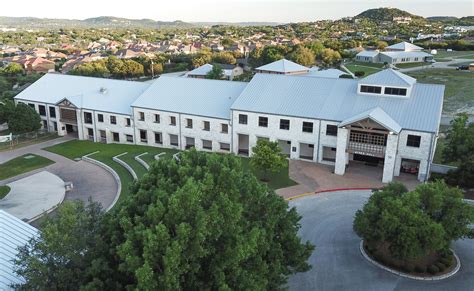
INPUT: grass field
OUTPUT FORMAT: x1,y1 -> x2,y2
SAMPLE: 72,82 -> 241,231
44,140 -> 296,203
0,185 -> 10,199
0,154 -> 55,180
406,69 -> 474,115
395,62 -> 428,69
345,61 -> 384,76
430,50 -> 474,60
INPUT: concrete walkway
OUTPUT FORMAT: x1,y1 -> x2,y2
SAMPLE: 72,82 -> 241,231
276,160 -> 419,199
0,137 -> 118,210
288,190 -> 474,291
0,171 -> 65,221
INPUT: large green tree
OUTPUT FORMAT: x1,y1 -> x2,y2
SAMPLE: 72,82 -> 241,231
250,139 -> 287,181
289,45 -> 315,67
354,181 -> 473,261
205,64 -> 224,80
0,101 -> 41,134
443,113 -> 474,163
14,200 -> 107,290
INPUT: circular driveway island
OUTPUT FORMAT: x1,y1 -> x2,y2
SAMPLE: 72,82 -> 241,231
287,190 -> 474,291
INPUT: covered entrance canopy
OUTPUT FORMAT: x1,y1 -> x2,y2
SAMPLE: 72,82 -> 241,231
335,107 -> 401,183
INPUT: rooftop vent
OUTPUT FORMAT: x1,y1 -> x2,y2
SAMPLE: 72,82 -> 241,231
99,87 -> 108,94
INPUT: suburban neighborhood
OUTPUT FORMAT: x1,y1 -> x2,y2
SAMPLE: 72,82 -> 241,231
0,3 -> 473,291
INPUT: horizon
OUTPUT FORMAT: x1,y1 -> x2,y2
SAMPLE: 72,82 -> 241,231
0,1 -> 472,23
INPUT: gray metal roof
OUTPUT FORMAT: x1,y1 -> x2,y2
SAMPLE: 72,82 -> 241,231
231,72 -> 444,133
256,59 -> 309,73
0,210 -> 38,290
386,41 -> 424,51
380,51 -> 432,59
132,76 -> 247,119
356,50 -> 380,57
359,69 -> 416,87
14,74 -> 150,115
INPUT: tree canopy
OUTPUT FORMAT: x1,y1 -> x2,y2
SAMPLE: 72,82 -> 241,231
354,181 -> 474,261
0,100 -> 41,134
443,113 -> 474,163
250,139 -> 287,181
15,150 -> 314,290
205,64 -> 224,80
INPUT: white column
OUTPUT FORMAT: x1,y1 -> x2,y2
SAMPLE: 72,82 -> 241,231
334,127 -> 349,175
382,133 -> 399,183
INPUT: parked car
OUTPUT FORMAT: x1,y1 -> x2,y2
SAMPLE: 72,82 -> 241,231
456,65 -> 469,70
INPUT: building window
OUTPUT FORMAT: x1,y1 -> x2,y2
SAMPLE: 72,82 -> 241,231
326,125 -> 338,136
202,139 -> 212,150
280,119 -> 290,130
112,132 -> 119,142
154,132 -> 163,144
258,116 -> 268,127
360,85 -> 382,94
38,105 -> 46,116
170,116 -> 176,126
110,115 -> 116,125
126,134 -> 134,143
138,111 -> 145,121
239,114 -> 247,125
220,142 -> 230,151
154,114 -> 160,123
169,134 -> 179,146
406,134 -> 421,148
140,130 -> 147,142
203,121 -> 210,131
84,112 -> 93,124
49,106 -> 56,118
384,87 -> 407,96
126,118 -> 131,127
221,123 -> 228,133
302,122 -> 313,133
186,118 -> 193,128
28,103 -> 35,109
98,114 -> 104,122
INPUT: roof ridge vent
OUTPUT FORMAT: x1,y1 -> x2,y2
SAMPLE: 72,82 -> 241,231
99,87 -> 108,94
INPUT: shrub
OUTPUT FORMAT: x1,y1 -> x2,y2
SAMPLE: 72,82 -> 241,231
428,265 -> 440,274
403,263 -> 415,273
415,265 -> 427,273
435,262 -> 447,272
354,71 -> 365,77
439,257 -> 452,267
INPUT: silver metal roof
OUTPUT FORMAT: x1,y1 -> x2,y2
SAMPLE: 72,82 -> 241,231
14,74 -> 150,115
380,51 -> 432,59
132,76 -> 247,119
231,72 -> 444,133
359,69 -> 416,87
356,50 -> 380,57
386,41 -> 424,51
0,210 -> 38,290
339,107 -> 402,133
256,59 -> 309,73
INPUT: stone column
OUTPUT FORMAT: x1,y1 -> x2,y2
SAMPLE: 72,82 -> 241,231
382,133 -> 399,183
334,127 -> 349,175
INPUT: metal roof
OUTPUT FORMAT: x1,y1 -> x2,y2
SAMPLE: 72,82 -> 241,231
306,68 -> 346,78
380,51 -> 432,59
0,210 -> 38,290
132,76 -> 247,119
386,41 -> 424,51
186,64 -> 213,76
256,59 -> 309,73
231,72 -> 444,133
359,69 -> 416,87
14,74 -> 150,115
356,50 -> 380,57
339,107 -> 402,133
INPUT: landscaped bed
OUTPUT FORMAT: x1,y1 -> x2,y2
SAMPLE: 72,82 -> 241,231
0,185 -> 10,199
0,154 -> 55,181
363,241 -> 457,277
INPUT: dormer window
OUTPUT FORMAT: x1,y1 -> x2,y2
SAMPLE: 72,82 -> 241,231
360,85 -> 382,94
384,87 -> 407,96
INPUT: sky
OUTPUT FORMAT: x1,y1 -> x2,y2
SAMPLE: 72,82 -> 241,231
0,0 -> 472,23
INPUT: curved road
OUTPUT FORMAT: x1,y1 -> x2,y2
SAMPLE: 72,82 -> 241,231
0,137 -> 118,211
288,190 -> 474,291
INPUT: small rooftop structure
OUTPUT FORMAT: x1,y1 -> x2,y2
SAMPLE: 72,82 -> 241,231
359,68 -> 416,87
0,210 -> 39,290
255,59 -> 309,75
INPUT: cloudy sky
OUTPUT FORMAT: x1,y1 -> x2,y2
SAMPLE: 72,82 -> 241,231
1,0 -> 472,22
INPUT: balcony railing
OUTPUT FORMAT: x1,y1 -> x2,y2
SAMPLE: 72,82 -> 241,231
347,141 -> 385,158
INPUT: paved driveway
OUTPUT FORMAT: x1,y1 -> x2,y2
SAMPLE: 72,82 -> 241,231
288,190 -> 474,291
0,137 -> 118,210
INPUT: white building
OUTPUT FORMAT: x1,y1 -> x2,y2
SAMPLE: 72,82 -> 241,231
356,42 -> 433,64
14,68 -> 444,183
185,63 -> 244,80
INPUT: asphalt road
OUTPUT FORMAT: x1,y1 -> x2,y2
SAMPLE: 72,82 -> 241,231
287,190 -> 474,291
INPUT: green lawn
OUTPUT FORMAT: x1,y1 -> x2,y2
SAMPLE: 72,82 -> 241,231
0,132 -> 59,152
345,61 -> 384,76
406,69 -> 474,115
395,62 -> 428,69
430,50 -> 474,60
0,154 -> 55,180
44,141 -> 296,204
0,185 -> 10,199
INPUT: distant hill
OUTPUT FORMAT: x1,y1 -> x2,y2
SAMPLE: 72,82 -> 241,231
458,16 -> 474,26
355,8 -> 424,22
0,16 -> 194,29
427,16 -> 459,22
